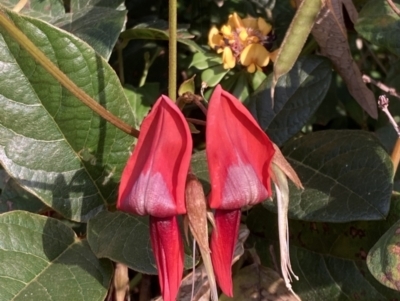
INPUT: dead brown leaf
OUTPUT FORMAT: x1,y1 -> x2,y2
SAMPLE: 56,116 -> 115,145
310,0 -> 378,118
271,144 -> 303,190
219,264 -> 301,301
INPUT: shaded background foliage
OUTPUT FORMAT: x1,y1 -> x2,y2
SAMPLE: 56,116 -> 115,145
0,0 -> 399,300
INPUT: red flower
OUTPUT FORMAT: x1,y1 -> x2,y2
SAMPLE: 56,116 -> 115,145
206,85 -> 275,296
117,95 -> 192,301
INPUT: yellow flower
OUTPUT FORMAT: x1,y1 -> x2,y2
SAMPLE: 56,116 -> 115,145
227,13 -> 244,29
208,26 -> 224,53
240,44 -> 270,73
222,47 -> 236,69
208,12 -> 276,72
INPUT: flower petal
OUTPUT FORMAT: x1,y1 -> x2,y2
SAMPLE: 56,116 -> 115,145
206,85 -> 275,210
240,44 -> 270,70
222,47 -> 235,69
257,17 -> 272,35
227,12 -> 244,29
117,95 -> 192,217
210,209 -> 241,297
242,17 -> 257,29
220,25 -> 232,38
150,216 -> 184,301
208,26 -> 223,49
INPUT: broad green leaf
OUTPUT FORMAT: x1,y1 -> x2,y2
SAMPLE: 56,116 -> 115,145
290,246 -> 400,300
0,211 -> 112,301
191,151 -> 210,194
189,52 -> 222,70
120,27 -> 204,53
0,0 -> 65,22
0,9 -> 136,222
248,55 -> 332,146
1,1 -> 126,60
220,71 -> 250,102
54,7 -> 126,60
356,0 -> 400,57
87,211 -> 157,274
249,196 -> 400,261
191,130 -> 392,222
87,211 -> 194,274
275,130 -> 393,222
124,83 -> 159,128
201,64 -> 230,87
367,218 -> 400,291
250,235 -> 400,299
0,173 -> 47,213
70,0 -> 124,11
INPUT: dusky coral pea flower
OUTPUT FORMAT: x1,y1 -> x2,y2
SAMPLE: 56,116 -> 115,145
117,95 -> 192,301
208,12 -> 277,73
206,85 -> 275,296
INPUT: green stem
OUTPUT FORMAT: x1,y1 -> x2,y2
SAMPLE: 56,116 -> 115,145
168,0 -> 177,101
139,48 -> 162,87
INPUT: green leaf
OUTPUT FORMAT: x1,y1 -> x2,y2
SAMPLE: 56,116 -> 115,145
2,0 -> 126,59
87,211 -> 194,274
247,203 -> 400,300
0,0 -> 65,23
0,9 -> 136,222
356,0 -> 400,57
277,130 -> 393,222
120,27 -> 204,53
290,246 -> 400,300
367,218 -> 400,291
54,7 -> 126,60
191,151 -> 210,194
70,0 -> 124,10
87,211 -> 158,274
248,55 -> 332,146
124,83 -> 159,128
201,65 -> 230,87
220,71 -> 250,102
249,196 -> 400,261
0,173 -> 47,214
189,52 -> 222,70
0,211 -> 112,301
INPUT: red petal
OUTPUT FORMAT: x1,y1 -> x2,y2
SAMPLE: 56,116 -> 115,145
117,96 -> 192,217
150,216 -> 184,301
206,85 -> 275,210
210,209 -> 241,297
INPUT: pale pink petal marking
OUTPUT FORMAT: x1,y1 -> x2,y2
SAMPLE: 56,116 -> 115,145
221,159 -> 269,209
128,171 -> 175,217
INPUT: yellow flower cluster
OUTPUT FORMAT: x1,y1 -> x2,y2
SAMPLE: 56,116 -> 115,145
208,13 -> 277,73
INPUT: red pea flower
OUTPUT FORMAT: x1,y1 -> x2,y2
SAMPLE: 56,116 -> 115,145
206,85 -> 275,296
117,95 -> 192,301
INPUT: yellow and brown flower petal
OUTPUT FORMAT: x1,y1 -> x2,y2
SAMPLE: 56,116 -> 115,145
242,17 -> 257,29
220,24 -> 233,39
227,12 -> 244,29
240,44 -> 270,73
222,47 -> 236,69
208,26 -> 224,52
257,17 -> 272,35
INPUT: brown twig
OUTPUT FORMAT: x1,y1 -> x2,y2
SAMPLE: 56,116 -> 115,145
138,275 -> 152,301
186,118 -> 207,126
378,95 -> 400,173
387,0 -> 400,16
363,75 -> 400,99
